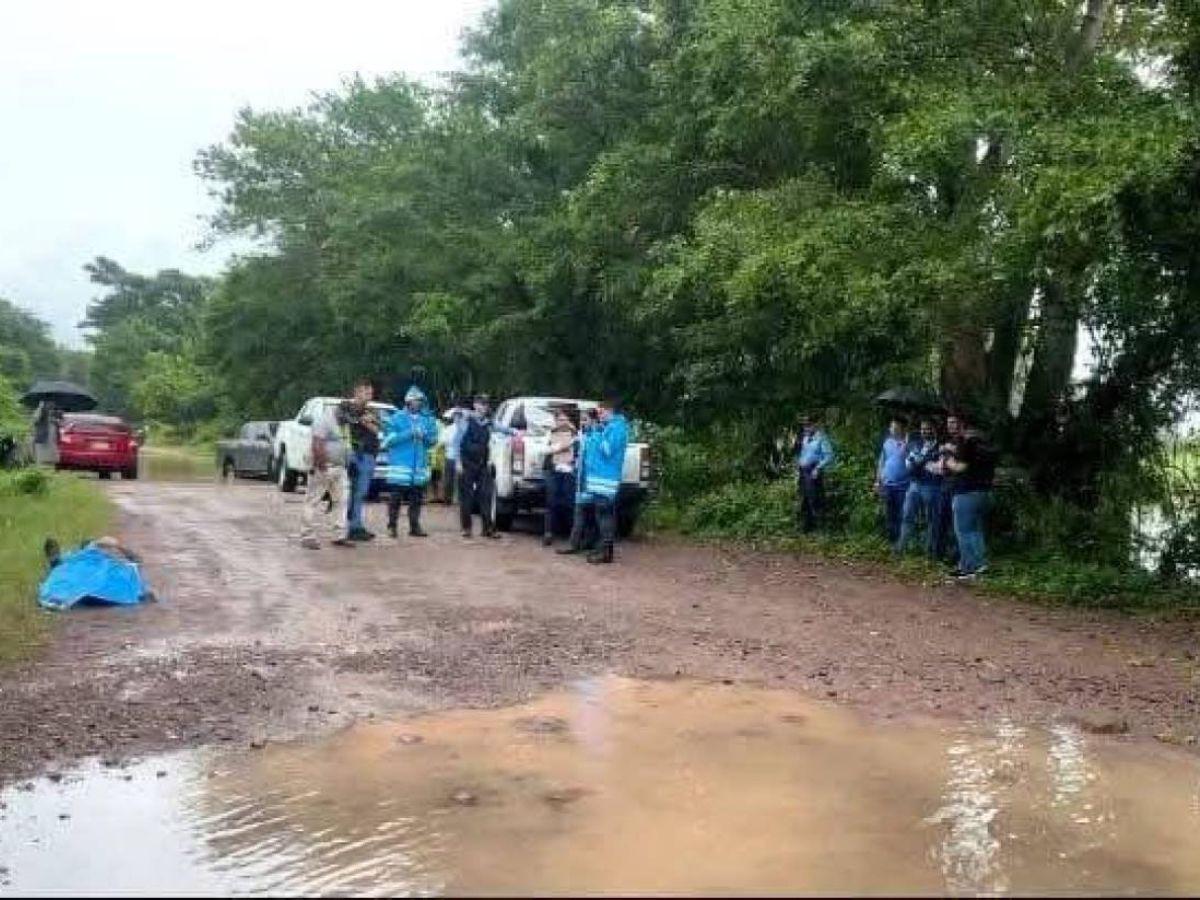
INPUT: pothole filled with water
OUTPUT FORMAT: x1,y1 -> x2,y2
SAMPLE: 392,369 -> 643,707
2,677 -> 1198,896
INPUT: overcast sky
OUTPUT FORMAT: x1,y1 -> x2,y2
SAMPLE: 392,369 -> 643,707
0,0 -> 492,347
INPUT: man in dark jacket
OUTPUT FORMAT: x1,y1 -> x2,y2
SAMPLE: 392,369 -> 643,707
457,394 -> 518,539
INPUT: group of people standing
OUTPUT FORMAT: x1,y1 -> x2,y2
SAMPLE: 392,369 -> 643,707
299,379 -> 630,565
793,410 -> 997,580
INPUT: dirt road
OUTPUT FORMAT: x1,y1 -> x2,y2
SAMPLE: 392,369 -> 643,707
1,480 -> 1196,785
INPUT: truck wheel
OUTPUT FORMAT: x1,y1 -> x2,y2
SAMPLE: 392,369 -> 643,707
276,450 -> 298,493
490,479 -> 515,532
123,467 -> 139,481
617,505 -> 640,538
97,471 -> 112,480
221,458 -> 235,481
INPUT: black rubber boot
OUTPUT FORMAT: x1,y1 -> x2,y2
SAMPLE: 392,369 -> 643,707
587,544 -> 614,565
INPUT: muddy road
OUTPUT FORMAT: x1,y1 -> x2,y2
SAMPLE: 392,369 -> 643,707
1,480 -> 1197,785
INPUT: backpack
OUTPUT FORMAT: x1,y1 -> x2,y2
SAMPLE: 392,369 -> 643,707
459,416 -> 490,468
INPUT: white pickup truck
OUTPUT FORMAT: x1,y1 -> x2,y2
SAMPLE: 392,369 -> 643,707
488,397 -> 652,535
272,396 -> 398,493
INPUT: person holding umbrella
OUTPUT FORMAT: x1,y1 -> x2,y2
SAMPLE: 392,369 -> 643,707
21,380 -> 98,467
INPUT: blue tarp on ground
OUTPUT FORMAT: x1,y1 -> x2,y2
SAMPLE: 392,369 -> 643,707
38,545 -> 148,610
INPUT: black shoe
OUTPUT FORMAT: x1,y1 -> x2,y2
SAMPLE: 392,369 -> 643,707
387,523 -> 398,539
410,528 -> 429,538
331,538 -> 356,548
587,546 -> 614,565
348,528 -> 376,542
462,529 -> 473,539
557,545 -> 582,555
542,534 -> 553,547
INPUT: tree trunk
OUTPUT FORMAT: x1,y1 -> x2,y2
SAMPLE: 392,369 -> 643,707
1018,280 -> 1079,430
1015,0 -> 1112,444
1070,0 -> 1112,72
940,326 -> 989,413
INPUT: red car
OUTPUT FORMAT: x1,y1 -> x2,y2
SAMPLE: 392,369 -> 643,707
57,413 -> 139,479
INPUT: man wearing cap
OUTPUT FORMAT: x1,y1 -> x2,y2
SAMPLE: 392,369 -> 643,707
380,385 -> 439,538
457,394 -> 517,538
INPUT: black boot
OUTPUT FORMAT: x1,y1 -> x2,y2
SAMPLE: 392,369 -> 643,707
587,544 -> 614,565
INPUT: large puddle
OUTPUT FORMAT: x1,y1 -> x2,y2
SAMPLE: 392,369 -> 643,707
2,677 -> 1198,896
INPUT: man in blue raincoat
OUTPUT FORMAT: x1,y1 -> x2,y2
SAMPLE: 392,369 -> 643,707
583,396 -> 628,565
558,407 -> 599,556
380,385 -> 439,538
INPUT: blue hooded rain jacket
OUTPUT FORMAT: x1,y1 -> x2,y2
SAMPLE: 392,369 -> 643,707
381,387 -> 439,488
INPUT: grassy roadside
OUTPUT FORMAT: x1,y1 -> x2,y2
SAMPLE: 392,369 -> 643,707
643,497 -> 1200,614
0,471 -> 113,663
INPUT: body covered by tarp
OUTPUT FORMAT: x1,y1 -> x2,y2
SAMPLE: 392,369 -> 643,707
38,545 -> 148,610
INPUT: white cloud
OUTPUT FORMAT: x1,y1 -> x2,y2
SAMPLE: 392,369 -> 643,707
0,0 -> 493,346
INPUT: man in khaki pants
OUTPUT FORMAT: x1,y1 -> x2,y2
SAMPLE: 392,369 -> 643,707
300,401 -> 354,549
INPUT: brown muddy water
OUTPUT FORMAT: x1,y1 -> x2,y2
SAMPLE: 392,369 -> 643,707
2,677 -> 1198,896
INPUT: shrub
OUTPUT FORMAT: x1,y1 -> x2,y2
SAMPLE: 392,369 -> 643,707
0,468 -> 49,497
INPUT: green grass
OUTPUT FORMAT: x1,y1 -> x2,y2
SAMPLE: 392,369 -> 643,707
643,486 -> 1200,613
0,471 -> 113,663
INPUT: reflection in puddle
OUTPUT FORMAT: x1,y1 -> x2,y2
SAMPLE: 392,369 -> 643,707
2,677 -> 1198,896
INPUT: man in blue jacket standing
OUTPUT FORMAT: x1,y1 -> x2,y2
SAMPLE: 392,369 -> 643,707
794,414 -> 835,532
874,416 -> 910,545
380,385 -> 439,539
583,396 -> 629,565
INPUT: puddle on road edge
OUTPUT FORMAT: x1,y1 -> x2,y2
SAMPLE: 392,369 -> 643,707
2,676 -> 1198,896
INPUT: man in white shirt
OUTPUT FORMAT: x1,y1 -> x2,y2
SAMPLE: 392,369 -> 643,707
299,400 -> 354,549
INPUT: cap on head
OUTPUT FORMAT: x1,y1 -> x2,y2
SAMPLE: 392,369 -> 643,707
404,385 -> 426,404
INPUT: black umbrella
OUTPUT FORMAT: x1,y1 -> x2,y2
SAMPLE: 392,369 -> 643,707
20,380 -> 98,413
874,387 -> 945,413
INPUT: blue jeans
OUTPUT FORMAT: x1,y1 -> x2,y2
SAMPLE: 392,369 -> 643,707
952,490 -> 990,574
897,481 -> 942,558
883,483 -> 908,545
544,470 -> 576,536
348,451 -> 376,531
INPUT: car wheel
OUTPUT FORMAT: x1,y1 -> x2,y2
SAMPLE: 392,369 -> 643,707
123,467 -> 139,481
277,450 -> 298,493
98,471 -> 112,480
221,458 -> 235,481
